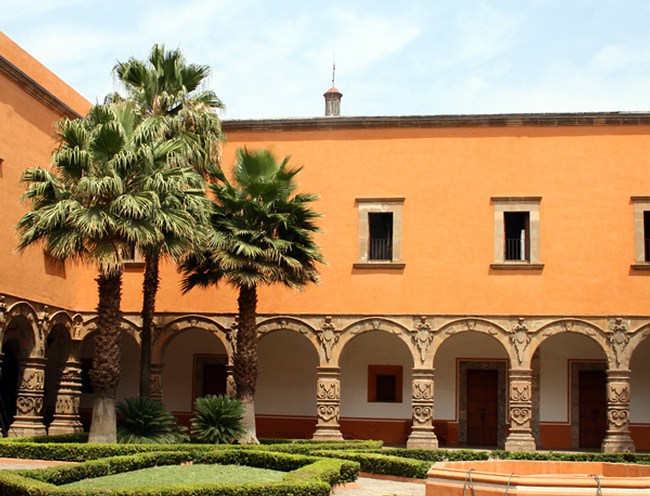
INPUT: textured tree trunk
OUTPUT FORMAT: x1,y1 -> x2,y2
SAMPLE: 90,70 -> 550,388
88,272 -> 122,443
140,253 -> 159,398
234,284 -> 259,444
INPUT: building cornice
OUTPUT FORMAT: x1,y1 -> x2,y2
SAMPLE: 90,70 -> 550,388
0,56 -> 81,120
222,112 -> 650,133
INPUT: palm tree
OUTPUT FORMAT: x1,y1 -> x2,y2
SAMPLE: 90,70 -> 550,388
112,45 -> 225,397
16,102 -> 189,442
180,147 -> 325,443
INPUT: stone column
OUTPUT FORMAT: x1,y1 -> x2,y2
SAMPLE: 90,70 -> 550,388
312,366 -> 343,440
0,351 -> 3,438
150,363 -> 164,402
505,368 -> 536,451
48,360 -> 83,435
407,368 -> 438,449
8,357 -> 47,437
602,369 -> 635,453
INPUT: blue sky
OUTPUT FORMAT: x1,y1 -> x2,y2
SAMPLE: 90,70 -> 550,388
4,0 -> 650,119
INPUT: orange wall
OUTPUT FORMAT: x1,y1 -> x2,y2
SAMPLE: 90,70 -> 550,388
0,32 -> 91,310
76,124 -> 650,316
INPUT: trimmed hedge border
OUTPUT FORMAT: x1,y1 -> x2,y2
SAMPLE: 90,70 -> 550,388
0,449 -> 360,496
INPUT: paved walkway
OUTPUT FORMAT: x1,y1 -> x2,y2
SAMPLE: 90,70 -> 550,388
334,476 -> 425,496
0,458 -> 72,470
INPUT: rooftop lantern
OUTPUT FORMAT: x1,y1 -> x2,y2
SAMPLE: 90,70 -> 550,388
324,60 -> 342,116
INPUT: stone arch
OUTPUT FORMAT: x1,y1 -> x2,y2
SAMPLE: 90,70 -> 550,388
78,316 -> 141,349
337,317 -> 414,367
530,319 -> 609,367
46,311 -> 74,361
625,322 -> 650,369
256,316 -> 319,355
3,302 -> 40,358
338,323 -> 415,443
430,318 -> 512,365
156,315 -> 230,364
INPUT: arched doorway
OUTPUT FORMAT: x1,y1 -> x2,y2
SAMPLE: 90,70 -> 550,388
256,329 -> 318,439
534,332 -> 607,450
433,331 -> 509,448
339,330 -> 413,444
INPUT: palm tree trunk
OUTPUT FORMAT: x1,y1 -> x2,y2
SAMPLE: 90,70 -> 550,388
234,284 -> 259,444
140,252 -> 159,398
88,272 -> 122,443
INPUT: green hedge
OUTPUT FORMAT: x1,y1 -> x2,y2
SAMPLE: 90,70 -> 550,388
311,449 -> 432,479
0,449 -> 360,496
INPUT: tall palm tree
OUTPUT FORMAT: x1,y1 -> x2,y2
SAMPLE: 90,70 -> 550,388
16,102 -> 190,442
180,147 -> 325,443
112,44 -> 225,397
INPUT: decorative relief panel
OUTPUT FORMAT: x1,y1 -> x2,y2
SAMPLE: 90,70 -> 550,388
412,406 -> 433,424
16,396 -> 43,416
317,405 -> 339,423
317,317 -> 340,362
410,317 -> 434,363
510,383 -> 531,402
509,318 -> 535,364
608,319 -> 632,367
317,379 -> 340,400
412,380 -> 433,400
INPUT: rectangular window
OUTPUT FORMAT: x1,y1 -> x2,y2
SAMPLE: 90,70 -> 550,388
504,211 -> 530,261
368,212 -> 393,260
367,365 -> 402,403
355,198 -> 405,269
631,197 -> 650,269
491,196 -> 543,270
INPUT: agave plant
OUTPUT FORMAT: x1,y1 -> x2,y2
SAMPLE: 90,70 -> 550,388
191,394 -> 245,444
116,396 -> 188,444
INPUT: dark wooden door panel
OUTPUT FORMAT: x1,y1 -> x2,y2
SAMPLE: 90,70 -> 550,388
579,370 -> 607,448
467,369 -> 498,446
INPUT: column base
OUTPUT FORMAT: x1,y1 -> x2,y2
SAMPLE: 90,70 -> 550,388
505,432 -> 537,452
312,427 -> 344,441
48,420 -> 84,436
7,418 -> 47,438
407,430 -> 439,449
602,432 -> 636,453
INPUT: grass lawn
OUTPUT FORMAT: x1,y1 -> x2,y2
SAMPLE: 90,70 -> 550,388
60,464 -> 286,489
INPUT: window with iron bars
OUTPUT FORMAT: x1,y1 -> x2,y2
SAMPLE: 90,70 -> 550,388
368,212 -> 393,260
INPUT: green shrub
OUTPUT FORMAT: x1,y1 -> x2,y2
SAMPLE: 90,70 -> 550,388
191,394 -> 245,444
116,396 -> 189,444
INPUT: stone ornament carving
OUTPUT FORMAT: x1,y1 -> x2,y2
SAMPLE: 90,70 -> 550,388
511,384 -> 531,402
0,295 -> 7,327
16,396 -> 43,415
413,380 -> 433,400
608,319 -> 631,367
317,405 -> 339,422
609,409 -> 630,428
510,407 -> 532,426
227,321 -> 238,353
20,369 -> 45,390
317,379 -> 340,400
55,396 -> 80,415
317,317 -> 340,362
410,317 -> 434,363
509,318 -> 535,364
413,406 -> 433,424
609,384 -> 630,403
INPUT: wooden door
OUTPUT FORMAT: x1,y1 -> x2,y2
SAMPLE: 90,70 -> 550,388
202,364 -> 227,397
579,370 -> 607,448
467,369 -> 498,446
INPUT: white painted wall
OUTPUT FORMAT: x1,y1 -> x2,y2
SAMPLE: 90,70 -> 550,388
339,331 -> 413,418
630,337 -> 650,423
537,333 -> 604,423
79,330 -> 139,409
256,330 -> 318,416
433,331 -> 509,420
162,328 -> 226,412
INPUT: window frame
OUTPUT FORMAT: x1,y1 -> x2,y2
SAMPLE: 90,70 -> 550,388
631,196 -> 650,270
354,197 -> 405,269
367,364 -> 403,403
491,196 -> 543,270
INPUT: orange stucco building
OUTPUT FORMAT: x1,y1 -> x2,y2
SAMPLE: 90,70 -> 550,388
2,32 -> 649,452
